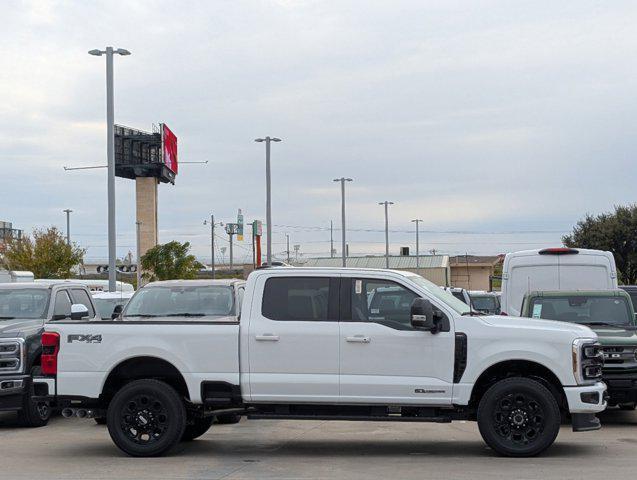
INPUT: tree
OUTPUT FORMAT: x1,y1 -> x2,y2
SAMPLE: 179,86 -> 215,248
1,227 -> 85,279
563,204 -> 637,284
140,241 -> 203,282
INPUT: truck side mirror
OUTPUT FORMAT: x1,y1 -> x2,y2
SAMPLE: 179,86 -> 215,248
410,298 -> 438,333
70,304 -> 89,321
111,304 -> 123,320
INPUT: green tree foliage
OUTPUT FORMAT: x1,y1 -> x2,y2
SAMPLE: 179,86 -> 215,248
140,241 -> 203,282
1,227 -> 85,279
563,205 -> 637,284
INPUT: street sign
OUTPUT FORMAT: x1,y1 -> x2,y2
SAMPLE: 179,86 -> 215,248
237,209 -> 244,241
252,220 -> 263,236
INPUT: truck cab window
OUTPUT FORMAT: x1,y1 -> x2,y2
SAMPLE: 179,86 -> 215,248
351,279 -> 418,330
71,289 -> 95,318
53,291 -> 72,319
262,277 -> 330,321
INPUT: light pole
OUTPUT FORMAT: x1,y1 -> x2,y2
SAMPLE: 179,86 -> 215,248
411,219 -> 423,269
63,209 -> 72,245
378,201 -> 394,268
89,46 -> 131,292
203,215 -> 222,279
286,233 -> 290,263
333,178 -> 353,267
254,136 -> 281,265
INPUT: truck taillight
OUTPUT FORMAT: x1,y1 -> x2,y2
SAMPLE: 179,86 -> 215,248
538,247 -> 579,255
41,332 -> 60,376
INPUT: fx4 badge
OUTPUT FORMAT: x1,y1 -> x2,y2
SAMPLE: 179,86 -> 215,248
67,334 -> 102,344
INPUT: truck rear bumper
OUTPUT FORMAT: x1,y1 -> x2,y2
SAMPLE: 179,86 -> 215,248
564,381 -> 607,414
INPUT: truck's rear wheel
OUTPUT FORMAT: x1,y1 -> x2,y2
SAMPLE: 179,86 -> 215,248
107,379 -> 186,457
477,377 -> 560,457
182,416 -> 214,441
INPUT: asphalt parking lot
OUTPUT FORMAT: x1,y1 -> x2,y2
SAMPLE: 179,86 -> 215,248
1,409 -> 636,480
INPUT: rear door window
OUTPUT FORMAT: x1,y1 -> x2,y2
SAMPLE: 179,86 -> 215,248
262,277 -> 333,321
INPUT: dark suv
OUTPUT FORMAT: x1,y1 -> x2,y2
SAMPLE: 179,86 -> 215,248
0,282 -> 97,426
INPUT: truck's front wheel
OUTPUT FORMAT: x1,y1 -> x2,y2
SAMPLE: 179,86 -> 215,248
107,379 -> 186,457
477,377 -> 561,457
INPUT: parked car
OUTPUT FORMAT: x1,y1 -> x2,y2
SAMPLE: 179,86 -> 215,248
501,248 -> 618,316
35,279 -> 134,293
444,287 -> 472,306
36,267 -> 605,458
469,291 -> 501,314
91,291 -> 134,320
0,281 -> 97,427
519,289 -> 637,410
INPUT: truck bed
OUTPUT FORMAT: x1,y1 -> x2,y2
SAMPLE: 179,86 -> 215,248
46,320 -> 240,403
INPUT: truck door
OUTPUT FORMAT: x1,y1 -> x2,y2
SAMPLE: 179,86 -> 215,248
339,277 -> 455,405
246,275 -> 340,402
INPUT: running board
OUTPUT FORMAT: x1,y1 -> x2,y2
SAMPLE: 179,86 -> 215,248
247,413 -> 452,423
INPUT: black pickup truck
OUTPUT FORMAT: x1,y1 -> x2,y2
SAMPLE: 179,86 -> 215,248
0,282 -> 97,426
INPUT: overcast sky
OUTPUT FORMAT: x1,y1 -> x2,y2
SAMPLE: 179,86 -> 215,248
2,0 -> 637,264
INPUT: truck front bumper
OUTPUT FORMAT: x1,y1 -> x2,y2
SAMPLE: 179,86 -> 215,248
564,381 -> 607,414
0,375 -> 30,411
602,372 -> 637,405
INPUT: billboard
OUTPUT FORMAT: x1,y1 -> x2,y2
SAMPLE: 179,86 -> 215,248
161,124 -> 178,175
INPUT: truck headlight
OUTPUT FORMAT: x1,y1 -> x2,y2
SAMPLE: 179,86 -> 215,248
573,338 -> 603,384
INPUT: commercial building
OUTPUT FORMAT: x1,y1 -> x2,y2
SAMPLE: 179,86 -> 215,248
449,255 -> 503,291
301,255 -> 451,286
0,221 -> 23,249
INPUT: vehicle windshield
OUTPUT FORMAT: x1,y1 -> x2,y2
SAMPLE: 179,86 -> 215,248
124,285 -> 235,318
471,295 -> 498,314
93,298 -> 128,319
529,296 -> 635,326
0,288 -> 50,320
406,275 -> 469,314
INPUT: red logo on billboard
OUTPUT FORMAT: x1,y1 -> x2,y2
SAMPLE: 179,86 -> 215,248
162,124 -> 178,175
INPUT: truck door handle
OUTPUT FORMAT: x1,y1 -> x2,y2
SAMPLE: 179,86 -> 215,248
255,334 -> 280,341
346,335 -> 371,343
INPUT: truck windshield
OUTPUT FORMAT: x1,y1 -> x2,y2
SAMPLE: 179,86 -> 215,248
471,295 -> 498,314
93,298 -> 127,319
0,288 -> 50,320
406,274 -> 470,314
124,285 -> 235,318
529,296 -> 634,326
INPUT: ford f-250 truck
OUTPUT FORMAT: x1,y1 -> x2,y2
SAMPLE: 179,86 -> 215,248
36,268 -> 607,457
1,281 -> 97,426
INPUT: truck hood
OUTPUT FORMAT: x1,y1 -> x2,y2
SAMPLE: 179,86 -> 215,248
479,315 -> 595,337
0,318 -> 44,339
591,326 -> 637,345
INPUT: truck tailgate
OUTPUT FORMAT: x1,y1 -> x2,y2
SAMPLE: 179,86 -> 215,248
46,321 -> 240,403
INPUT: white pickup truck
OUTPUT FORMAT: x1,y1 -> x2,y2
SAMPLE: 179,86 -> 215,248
36,268 -> 607,458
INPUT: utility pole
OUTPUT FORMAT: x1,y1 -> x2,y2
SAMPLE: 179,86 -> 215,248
378,201 -> 394,269
286,234 -> 290,263
204,216 -> 223,278
254,136 -> 282,265
411,218 -> 423,269
89,46 -> 131,292
135,221 -> 142,288
63,209 -> 72,245
330,220 -> 334,258
333,177 -> 353,267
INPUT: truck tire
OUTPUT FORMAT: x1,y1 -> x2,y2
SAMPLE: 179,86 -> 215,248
477,377 -> 561,457
106,379 -> 186,457
182,416 -> 214,441
17,367 -> 51,428
215,413 -> 241,425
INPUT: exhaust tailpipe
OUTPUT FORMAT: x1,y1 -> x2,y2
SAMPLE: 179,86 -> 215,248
75,409 -> 87,418
61,408 -> 75,418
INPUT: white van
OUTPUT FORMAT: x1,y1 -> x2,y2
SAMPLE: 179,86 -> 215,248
501,247 -> 618,316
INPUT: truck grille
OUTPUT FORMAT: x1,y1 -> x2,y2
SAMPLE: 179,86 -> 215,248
602,345 -> 637,365
0,339 -> 24,374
